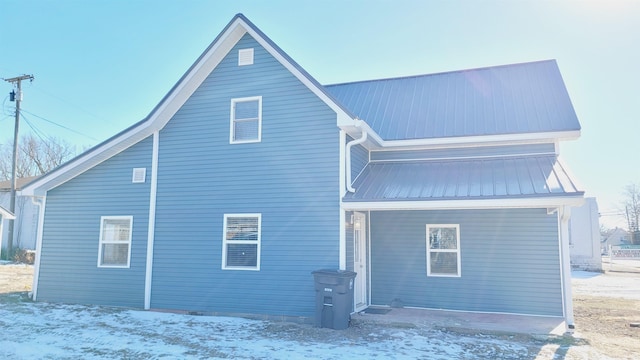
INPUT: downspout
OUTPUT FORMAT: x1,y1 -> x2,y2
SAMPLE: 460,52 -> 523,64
558,205 -> 574,330
339,130 -> 347,270
346,119 -> 368,193
30,195 -> 46,301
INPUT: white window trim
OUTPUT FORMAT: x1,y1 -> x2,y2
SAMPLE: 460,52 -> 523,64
229,96 -> 262,144
426,224 -> 461,277
222,213 -> 261,271
98,216 -> 133,268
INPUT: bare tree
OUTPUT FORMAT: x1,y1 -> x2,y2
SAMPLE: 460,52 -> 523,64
621,183 -> 640,244
0,134 -> 76,181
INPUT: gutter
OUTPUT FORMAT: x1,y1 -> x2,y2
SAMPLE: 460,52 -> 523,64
345,119 -> 368,193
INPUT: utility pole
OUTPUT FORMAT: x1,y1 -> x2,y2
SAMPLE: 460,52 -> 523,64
3,74 -> 34,259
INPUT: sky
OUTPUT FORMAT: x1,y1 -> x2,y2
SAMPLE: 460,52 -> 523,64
1,0 -> 639,228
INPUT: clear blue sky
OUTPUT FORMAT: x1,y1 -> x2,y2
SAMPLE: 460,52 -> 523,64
1,0 -> 639,228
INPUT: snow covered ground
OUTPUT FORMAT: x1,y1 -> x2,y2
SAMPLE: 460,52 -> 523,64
573,267 -> 640,300
0,294 -> 544,359
0,264 -> 632,359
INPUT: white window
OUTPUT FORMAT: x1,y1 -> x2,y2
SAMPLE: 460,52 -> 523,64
222,214 -> 261,270
238,48 -> 254,66
230,96 -> 262,144
98,216 -> 133,268
426,224 -> 461,277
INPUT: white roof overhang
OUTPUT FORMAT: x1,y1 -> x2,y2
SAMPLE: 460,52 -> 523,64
342,196 -> 585,211
340,119 -> 580,151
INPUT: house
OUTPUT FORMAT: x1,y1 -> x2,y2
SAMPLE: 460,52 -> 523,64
601,227 -> 631,254
0,176 -> 40,254
20,14 -> 584,328
569,197 -> 601,271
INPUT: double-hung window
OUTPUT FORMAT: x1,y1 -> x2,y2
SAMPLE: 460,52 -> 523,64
222,214 -> 261,270
98,216 -> 133,268
426,224 -> 461,277
230,96 -> 262,144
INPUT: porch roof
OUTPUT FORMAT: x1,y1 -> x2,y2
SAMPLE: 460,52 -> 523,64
343,155 -> 583,206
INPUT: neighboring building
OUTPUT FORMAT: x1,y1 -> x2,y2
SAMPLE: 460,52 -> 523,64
0,205 -> 16,259
601,228 -> 631,254
568,197 -> 601,271
0,176 -> 40,253
21,14 -> 584,328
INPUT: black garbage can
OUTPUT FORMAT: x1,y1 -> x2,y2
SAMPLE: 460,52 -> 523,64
311,269 -> 357,330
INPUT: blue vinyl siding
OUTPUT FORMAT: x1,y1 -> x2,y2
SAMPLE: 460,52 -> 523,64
150,34 -> 340,317
370,143 -> 556,162
369,209 -> 562,316
347,136 -> 369,183
37,137 -> 152,307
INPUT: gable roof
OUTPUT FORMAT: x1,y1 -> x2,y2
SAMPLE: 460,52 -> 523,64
21,14 -> 582,197
326,60 -> 580,143
21,14 -> 357,197
0,176 -> 40,191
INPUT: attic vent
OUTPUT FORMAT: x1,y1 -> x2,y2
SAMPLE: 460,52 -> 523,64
238,48 -> 254,66
132,168 -> 146,183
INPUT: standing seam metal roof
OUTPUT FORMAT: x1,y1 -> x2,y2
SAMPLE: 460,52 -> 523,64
342,155 -> 583,202
325,60 -> 580,141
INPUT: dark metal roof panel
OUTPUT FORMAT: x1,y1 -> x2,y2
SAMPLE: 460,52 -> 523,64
326,60 -> 580,140
343,155 -> 583,202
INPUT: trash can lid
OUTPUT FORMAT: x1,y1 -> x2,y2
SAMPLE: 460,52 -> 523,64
311,269 -> 357,277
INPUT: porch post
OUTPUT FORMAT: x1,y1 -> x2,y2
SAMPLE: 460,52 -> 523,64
559,205 -> 574,329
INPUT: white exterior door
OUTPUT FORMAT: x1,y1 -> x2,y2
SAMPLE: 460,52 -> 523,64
353,212 -> 367,311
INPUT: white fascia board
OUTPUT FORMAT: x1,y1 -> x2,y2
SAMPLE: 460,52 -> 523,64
342,196 -> 585,211
150,23 -> 246,130
20,124 -> 153,197
20,21 -> 249,197
0,206 -> 15,220
339,123 -> 580,152
241,22 -> 356,125
373,130 -> 581,151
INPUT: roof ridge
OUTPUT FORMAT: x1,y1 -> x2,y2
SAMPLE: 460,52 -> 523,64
324,59 -> 557,87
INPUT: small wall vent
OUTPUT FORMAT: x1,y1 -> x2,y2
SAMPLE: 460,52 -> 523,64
132,168 -> 146,183
238,48 -> 254,66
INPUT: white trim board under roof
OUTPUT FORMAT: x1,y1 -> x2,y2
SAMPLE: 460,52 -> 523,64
345,119 -> 579,151
341,196 -> 585,211
20,14 -> 358,197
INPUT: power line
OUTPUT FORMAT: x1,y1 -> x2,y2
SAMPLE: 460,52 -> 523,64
20,112 -> 51,144
20,109 -> 99,141
30,85 -> 109,124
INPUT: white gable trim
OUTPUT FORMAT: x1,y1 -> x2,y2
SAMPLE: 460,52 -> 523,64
240,20 -> 355,127
20,15 -> 357,197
